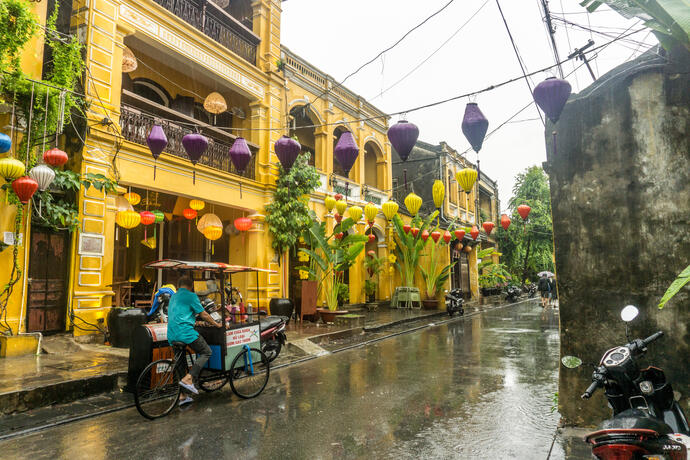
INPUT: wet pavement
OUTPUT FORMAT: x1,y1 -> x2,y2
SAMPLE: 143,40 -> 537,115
0,301 -> 594,459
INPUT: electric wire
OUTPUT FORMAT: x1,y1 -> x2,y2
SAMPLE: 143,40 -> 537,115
559,0 -> 580,89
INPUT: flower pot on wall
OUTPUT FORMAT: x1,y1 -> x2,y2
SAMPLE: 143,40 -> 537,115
422,299 -> 439,310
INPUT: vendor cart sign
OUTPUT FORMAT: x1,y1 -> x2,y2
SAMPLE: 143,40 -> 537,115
225,324 -> 260,369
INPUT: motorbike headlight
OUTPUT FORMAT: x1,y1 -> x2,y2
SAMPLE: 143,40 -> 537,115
639,380 -> 654,395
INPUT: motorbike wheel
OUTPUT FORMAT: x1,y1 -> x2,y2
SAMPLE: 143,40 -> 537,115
262,340 -> 282,363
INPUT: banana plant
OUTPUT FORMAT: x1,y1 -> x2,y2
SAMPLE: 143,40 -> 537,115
391,211 -> 439,287
420,238 -> 455,300
658,263 -> 690,309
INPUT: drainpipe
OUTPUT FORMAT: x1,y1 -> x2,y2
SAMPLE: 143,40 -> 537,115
438,155 -> 445,223
17,208 -> 42,355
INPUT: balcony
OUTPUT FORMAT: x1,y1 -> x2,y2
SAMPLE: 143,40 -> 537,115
152,0 -> 259,65
119,90 -> 257,180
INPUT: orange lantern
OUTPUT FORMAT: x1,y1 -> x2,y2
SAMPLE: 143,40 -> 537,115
500,214 -> 511,231
234,217 -> 252,232
470,225 -> 479,240
140,211 -> 155,240
183,208 -> 197,231
482,222 -> 495,236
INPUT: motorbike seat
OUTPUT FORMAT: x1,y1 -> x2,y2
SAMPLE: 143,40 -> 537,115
598,409 -> 673,435
259,316 -> 285,330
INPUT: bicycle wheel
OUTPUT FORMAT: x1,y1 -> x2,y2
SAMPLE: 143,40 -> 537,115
229,347 -> 270,399
134,359 -> 181,419
198,368 -> 228,392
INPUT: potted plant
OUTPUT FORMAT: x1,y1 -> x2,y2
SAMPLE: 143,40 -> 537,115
299,214 -> 366,323
479,263 -> 512,296
363,250 -> 384,309
420,236 -> 455,309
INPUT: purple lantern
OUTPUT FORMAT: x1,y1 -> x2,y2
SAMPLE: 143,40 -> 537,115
334,131 -> 359,176
387,120 -> 419,162
146,125 -> 168,180
229,137 -> 252,197
275,135 -> 301,170
182,132 -> 208,184
533,77 -> 572,124
461,103 -> 489,153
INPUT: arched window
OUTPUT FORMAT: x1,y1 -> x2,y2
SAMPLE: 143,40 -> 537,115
289,105 -> 317,166
363,141 -> 381,189
131,78 -> 171,107
333,126 -> 351,178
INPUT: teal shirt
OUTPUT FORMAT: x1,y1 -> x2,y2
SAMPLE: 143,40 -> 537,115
167,288 -> 204,344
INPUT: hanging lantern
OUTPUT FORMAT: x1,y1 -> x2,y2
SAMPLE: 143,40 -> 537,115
115,195 -> 133,212
335,200 -> 347,216
411,227 -> 419,238
11,176 -> 38,204
335,232 -> 344,241
334,131 -> 359,176
275,135 -> 301,171
463,245 -> 472,253
454,229 -> 465,241
182,133 -> 209,184
470,225 -> 479,240
533,77 -> 572,124
403,224 -> 411,234
368,233 -> 376,243
147,125 -> 167,180
189,199 -> 205,212
387,120 -> 419,162
140,211 -> 155,239
347,206 -> 363,223
0,133 -> 11,153
122,46 -> 138,73
229,137 -> 252,197
382,201 -> 399,221
500,214 -> 511,231
325,196 -> 336,213
151,209 -> 165,240
0,157 -> 26,181
482,221 -> 495,236
234,216 -> 252,232
43,148 -> 68,167
431,231 -> 441,243
197,212 -> 222,233
421,230 -> 429,242
456,168 -> 478,194
334,193 -> 344,202
124,192 -> 140,206
455,242 -> 464,252
116,210 -> 141,247
517,205 -> 531,221
443,231 -> 452,244
203,225 -> 223,241
364,202 -> 377,224
183,208 -> 197,232
432,180 -> 445,209
404,192 -> 422,216
28,164 -> 55,191
461,103 -> 489,153
203,92 -> 227,119
334,213 -> 342,224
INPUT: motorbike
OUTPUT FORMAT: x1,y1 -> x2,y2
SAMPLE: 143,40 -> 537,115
562,305 -> 690,459
505,285 -> 521,302
445,288 -> 464,316
524,283 -> 537,298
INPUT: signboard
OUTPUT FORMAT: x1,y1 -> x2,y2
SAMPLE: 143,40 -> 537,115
225,324 -> 260,369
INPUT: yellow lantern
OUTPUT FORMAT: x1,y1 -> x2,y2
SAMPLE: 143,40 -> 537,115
324,196 -> 336,213
0,157 -> 26,181
335,200 -> 347,216
432,180 -> 445,209
456,168 -> 478,194
189,199 -> 205,211
364,202 -> 377,223
381,201 -> 399,221
116,210 -> 141,247
404,192 -> 422,216
197,212 -> 222,233
124,192 -> 141,206
202,225 -> 223,240
347,206 -> 363,223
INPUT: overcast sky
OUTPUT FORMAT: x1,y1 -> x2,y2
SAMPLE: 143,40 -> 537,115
281,0 -> 657,210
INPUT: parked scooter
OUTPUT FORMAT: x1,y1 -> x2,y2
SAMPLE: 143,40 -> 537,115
445,289 -> 464,316
524,283 -> 537,298
562,305 -> 690,459
505,285 -> 521,302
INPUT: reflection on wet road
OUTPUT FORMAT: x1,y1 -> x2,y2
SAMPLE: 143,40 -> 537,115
1,302 -> 585,459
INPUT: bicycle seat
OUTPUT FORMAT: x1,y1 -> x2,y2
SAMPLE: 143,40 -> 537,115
171,341 -> 187,349
259,316 -> 285,330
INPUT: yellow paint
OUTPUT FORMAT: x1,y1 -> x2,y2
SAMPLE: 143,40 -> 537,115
0,335 -> 38,357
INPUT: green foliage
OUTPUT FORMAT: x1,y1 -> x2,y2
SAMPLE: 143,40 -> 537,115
265,153 -> 321,258
580,0 -> 690,52
658,264 -> 690,309
477,247 -> 499,272
420,239 -> 455,299
364,279 -> 377,297
337,282 -> 350,305
551,392 -> 559,413
391,211 -> 439,287
363,253 -> 385,298
0,0 -> 38,74
479,263 -> 512,289
496,166 -> 554,282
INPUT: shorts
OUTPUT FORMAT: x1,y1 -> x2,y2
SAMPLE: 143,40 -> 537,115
540,291 -> 549,299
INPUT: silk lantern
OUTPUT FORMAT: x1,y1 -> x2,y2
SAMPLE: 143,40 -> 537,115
275,135 -> 301,171
229,137 -> 252,197
411,227 -> 419,238
12,176 -> 38,204
203,92 -> 227,124
28,164 -> 55,191
404,192 -> 422,216
403,224 -> 411,234
124,192 -> 140,206
334,213 -> 342,224
183,208 -> 197,232
197,212 -> 222,233
387,120 -> 419,162
482,221 -> 495,236
0,133 -> 11,153
335,200 -> 347,216
517,205 -> 531,221
500,214 -> 511,231
122,46 -> 138,73
152,209 -> 165,240
432,180 -> 445,209
140,211 -> 155,240
0,157 -> 25,181
147,125 -> 167,180
463,245 -> 472,253
203,225 -> 223,255
533,77 -> 572,124
443,231 -> 452,244
382,201 -> 399,221
334,131 -> 359,177
470,225 -> 479,240
431,231 -> 441,243
182,132 -> 209,184
456,168 -> 478,194
325,196 -> 336,213
116,210 -> 141,247
190,199 -> 205,212
234,217 -> 252,232
347,206 -> 363,223
461,103 -> 489,153
364,202 -> 377,226
115,195 -> 133,212
454,229 -> 465,241
421,230 -> 429,242
43,148 -> 68,167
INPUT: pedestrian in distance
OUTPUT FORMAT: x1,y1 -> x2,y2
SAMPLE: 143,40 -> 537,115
549,276 -> 557,307
538,273 -> 550,308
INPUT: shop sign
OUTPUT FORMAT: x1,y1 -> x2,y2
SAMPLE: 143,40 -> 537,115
225,324 -> 260,369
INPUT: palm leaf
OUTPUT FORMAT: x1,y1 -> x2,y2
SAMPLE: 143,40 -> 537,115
658,264 -> 690,309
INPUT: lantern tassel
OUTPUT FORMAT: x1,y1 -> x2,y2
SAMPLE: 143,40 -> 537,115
193,169 -> 196,185
144,227 -> 148,240
126,231 -> 130,248
153,160 -> 157,180
239,181 -> 243,199
116,227 -> 119,241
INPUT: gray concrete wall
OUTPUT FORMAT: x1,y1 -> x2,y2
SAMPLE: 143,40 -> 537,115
547,48 -> 690,427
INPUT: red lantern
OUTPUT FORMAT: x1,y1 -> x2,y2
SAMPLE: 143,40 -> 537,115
443,231 -> 452,244
411,227 -> 419,238
43,148 -> 68,167
12,176 -> 38,204
470,226 -> 479,240
431,231 -> 441,243
140,211 -> 155,239
334,213 -> 342,224
454,229 -> 465,241
234,217 -> 252,232
335,232 -> 344,240
367,250 -> 376,258
517,205 -> 531,221
482,222 -> 495,236
334,193 -> 344,201
368,234 -> 376,243
183,208 -> 196,231
403,224 -> 411,234
421,230 -> 429,242
500,214 -> 511,231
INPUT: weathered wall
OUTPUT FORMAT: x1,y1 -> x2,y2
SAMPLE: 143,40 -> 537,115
548,49 -> 690,427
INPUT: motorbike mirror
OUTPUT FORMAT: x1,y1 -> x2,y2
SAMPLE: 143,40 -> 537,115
620,305 -> 639,323
561,356 -> 583,369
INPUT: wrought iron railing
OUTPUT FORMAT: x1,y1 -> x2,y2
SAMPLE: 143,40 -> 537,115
152,0 -> 259,65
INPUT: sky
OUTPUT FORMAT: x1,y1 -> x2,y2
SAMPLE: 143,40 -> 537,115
280,0 -> 657,211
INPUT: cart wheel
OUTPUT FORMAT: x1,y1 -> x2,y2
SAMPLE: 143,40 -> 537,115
134,359 -> 181,419
262,340 -> 282,363
229,347 -> 270,399
198,368 -> 228,392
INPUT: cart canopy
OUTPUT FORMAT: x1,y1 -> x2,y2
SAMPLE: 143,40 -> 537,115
144,259 -> 276,274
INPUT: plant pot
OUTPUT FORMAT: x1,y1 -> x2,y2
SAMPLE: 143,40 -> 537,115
422,299 -> 439,310
269,298 -> 294,320
316,308 -> 349,324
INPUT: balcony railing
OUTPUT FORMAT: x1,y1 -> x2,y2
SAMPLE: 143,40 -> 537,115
152,0 -> 259,65
119,90 -> 256,180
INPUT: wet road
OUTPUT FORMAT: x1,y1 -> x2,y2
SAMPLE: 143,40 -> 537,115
0,301 -> 588,459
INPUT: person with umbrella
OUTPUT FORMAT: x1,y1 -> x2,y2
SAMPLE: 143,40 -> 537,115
537,272 -> 551,308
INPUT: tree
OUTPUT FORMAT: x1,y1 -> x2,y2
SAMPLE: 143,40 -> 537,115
496,166 -> 554,283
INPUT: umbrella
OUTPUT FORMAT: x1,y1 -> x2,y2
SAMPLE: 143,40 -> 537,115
538,271 -> 555,278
